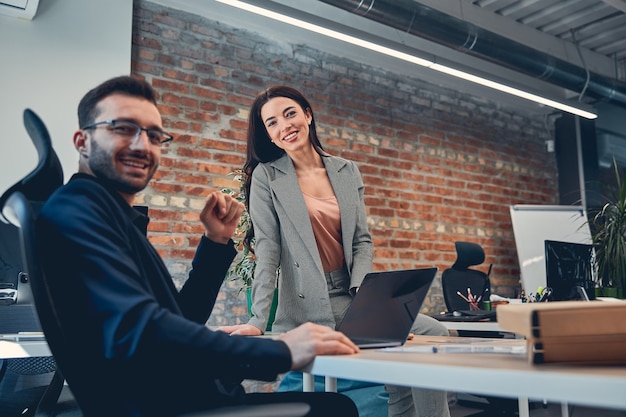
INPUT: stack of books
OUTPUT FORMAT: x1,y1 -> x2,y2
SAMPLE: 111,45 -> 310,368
496,300 -> 626,364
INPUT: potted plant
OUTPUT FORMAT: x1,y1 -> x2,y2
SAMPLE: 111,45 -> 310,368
589,159 -> 626,298
221,171 -> 277,329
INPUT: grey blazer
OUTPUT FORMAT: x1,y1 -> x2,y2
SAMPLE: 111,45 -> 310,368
247,153 -> 373,333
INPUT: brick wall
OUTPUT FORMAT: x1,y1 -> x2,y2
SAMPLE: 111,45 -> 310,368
132,1 -> 558,326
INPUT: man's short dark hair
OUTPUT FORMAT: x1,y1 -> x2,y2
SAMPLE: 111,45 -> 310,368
77,76 -> 158,128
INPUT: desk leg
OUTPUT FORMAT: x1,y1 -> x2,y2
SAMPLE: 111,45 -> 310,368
324,376 -> 337,393
303,373 -> 315,392
518,396 -> 529,417
561,402 -> 570,417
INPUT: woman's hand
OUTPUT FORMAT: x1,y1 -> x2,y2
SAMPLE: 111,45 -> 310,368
217,323 -> 263,336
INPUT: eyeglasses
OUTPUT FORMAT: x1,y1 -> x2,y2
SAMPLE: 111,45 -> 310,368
81,119 -> 174,146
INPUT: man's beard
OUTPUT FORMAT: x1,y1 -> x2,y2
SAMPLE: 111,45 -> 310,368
88,139 -> 154,195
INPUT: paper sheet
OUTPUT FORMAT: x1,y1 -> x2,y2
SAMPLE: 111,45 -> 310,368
380,338 -> 527,355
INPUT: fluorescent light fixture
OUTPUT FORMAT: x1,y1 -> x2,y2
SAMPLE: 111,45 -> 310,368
216,0 -> 598,120
431,64 -> 597,119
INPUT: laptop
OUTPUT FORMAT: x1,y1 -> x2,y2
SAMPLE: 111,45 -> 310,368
336,267 -> 437,349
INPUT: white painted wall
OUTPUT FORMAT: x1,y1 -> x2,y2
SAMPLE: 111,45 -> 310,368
0,0 -> 132,192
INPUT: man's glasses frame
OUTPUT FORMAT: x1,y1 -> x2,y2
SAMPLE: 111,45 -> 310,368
81,119 -> 174,146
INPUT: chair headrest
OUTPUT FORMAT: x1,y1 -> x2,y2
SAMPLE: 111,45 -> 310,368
0,109 -> 63,224
451,241 -> 485,270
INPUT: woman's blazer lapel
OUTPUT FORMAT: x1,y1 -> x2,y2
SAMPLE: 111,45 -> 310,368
268,154 -> 360,277
269,156 -> 324,276
324,156 -> 359,268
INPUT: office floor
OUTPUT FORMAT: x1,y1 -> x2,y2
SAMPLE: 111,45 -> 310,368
241,382 -> 626,417
449,395 -> 626,417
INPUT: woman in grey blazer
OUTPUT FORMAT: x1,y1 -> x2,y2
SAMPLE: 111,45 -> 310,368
220,86 -> 450,417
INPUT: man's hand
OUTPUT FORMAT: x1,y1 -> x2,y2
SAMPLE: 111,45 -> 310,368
200,191 -> 244,244
279,322 -> 359,370
218,323 -> 263,336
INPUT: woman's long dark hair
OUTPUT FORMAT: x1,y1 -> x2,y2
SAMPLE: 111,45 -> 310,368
243,85 -> 326,252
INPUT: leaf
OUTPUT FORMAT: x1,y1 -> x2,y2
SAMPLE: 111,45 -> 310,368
221,170 -> 256,291
590,158 -> 626,290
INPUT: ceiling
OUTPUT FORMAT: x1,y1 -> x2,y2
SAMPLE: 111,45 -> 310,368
155,0 -> 626,114
468,0 -> 626,66
318,0 -> 626,105
437,0 -> 626,98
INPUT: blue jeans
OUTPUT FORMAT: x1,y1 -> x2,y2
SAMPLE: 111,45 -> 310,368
279,372 -> 388,417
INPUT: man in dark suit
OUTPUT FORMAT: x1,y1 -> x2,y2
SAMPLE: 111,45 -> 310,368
36,75 -> 359,417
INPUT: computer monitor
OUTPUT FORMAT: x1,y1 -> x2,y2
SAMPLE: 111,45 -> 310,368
1,220 -> 42,333
544,240 -> 595,301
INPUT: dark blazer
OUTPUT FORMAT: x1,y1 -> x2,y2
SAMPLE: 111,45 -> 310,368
248,154 -> 373,333
36,174 -> 291,417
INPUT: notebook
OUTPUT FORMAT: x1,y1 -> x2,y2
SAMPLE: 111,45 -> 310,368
435,310 -> 497,322
336,267 -> 437,349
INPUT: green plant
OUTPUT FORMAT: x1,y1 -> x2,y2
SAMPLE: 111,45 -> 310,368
590,159 -> 626,292
221,170 -> 255,292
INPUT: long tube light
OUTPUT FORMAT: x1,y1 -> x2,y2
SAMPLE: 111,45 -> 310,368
216,0 -> 598,120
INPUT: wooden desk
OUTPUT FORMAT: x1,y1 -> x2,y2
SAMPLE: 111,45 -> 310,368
303,336 -> 626,416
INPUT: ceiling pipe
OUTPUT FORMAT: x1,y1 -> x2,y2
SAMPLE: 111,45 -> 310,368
318,0 -> 626,108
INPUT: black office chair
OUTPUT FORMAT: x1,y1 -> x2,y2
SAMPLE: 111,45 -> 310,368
0,109 -> 72,417
0,107 -> 64,319
0,110 -> 309,417
0,109 -> 64,221
0,108 -> 63,315
441,241 -> 490,313
441,242 -> 520,416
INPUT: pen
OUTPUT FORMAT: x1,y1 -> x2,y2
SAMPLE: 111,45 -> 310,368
536,288 -> 543,302
541,287 -> 552,302
456,291 -> 471,303
460,289 -> 480,310
467,288 -> 476,309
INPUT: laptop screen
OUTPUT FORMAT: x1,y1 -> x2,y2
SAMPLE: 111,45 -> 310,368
544,240 -> 595,301
337,268 -> 436,348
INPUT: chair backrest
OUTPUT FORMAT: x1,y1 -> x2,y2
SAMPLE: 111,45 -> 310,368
0,108 -> 64,221
0,109 -> 71,415
2,191 -> 94,412
0,109 -> 64,323
441,241 -> 490,312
